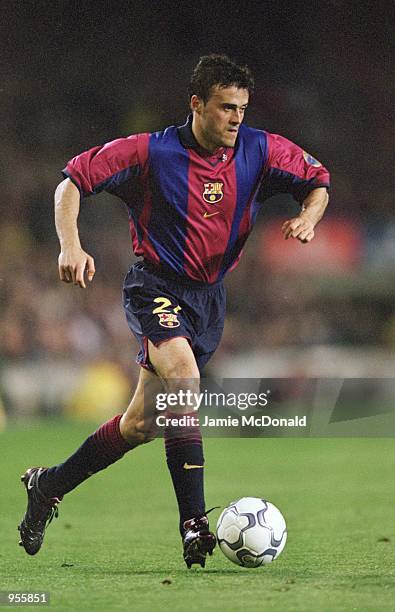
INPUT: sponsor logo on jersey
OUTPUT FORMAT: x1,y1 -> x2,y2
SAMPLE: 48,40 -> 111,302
158,312 -> 180,328
203,182 -> 224,204
303,150 -> 322,167
203,210 -> 220,218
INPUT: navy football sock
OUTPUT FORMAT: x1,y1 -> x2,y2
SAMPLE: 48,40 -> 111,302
39,414 -> 135,498
164,411 -> 205,534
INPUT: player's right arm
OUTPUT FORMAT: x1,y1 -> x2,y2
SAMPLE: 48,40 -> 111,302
55,133 -> 148,288
55,178 -> 95,289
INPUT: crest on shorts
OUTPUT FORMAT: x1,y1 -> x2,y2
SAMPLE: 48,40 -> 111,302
158,312 -> 180,328
203,182 -> 224,204
303,150 -> 322,167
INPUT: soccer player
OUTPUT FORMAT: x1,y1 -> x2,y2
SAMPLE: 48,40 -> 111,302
18,54 -> 329,567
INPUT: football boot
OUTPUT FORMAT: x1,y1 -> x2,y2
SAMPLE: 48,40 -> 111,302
182,514 -> 216,568
18,467 -> 62,555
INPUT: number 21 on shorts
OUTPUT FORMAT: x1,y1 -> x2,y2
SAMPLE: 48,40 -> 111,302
152,296 -> 181,328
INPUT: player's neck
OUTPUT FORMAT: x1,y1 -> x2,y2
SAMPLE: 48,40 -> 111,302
191,117 -> 221,155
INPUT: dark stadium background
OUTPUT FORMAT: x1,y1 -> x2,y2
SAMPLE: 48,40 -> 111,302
0,1 -> 393,421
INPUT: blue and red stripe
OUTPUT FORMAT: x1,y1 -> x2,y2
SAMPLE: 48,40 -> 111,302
219,127 -> 268,278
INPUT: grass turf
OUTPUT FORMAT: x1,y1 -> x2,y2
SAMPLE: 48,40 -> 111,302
0,420 -> 394,611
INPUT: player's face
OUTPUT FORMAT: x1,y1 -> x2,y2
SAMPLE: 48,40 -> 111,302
191,85 -> 249,152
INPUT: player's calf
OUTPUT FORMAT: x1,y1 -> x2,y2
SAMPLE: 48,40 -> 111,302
120,412 -> 158,444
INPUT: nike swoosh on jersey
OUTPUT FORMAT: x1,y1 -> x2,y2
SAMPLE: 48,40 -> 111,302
183,462 -> 204,470
203,211 -> 220,218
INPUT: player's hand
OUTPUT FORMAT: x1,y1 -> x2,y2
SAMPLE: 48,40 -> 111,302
58,247 -> 96,288
281,215 -> 315,243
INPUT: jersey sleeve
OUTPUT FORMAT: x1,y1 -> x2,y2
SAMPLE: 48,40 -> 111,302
62,133 -> 149,199
259,132 -> 330,203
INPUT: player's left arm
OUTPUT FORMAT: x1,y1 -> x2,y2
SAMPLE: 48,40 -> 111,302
263,132 -> 330,243
281,187 -> 329,243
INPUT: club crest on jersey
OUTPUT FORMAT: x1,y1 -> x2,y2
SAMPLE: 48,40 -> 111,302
203,182 -> 224,204
303,150 -> 322,167
158,312 -> 180,328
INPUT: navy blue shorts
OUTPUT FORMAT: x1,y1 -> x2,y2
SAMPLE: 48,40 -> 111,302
123,261 -> 226,373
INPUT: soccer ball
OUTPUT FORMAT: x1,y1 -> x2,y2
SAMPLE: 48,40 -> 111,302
216,497 -> 287,568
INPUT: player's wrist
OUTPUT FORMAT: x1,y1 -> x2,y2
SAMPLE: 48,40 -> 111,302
59,235 -> 82,250
299,208 -> 319,227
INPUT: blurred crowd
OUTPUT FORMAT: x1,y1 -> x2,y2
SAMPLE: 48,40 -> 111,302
0,3 -> 393,417
0,93 -> 394,380
1,196 -> 393,374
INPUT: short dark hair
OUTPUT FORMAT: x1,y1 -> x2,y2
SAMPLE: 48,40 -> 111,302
188,54 -> 254,102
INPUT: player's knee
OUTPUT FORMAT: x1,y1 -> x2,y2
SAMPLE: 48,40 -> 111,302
162,360 -> 200,391
162,373 -> 201,414
164,374 -> 200,401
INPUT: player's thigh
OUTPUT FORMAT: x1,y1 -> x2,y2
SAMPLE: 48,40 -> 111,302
147,338 -> 201,414
148,337 -> 200,385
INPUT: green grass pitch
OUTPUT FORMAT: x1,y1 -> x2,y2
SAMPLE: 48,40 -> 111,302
1,421 -> 394,611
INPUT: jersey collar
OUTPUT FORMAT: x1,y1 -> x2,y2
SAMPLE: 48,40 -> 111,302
177,114 -> 202,150
177,114 -> 230,164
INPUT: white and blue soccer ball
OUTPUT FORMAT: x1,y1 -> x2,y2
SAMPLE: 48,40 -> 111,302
216,497 -> 287,568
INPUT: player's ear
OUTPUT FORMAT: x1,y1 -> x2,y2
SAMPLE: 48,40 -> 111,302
190,94 -> 203,114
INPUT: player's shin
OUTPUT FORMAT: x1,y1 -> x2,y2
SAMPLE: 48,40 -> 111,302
164,410 -> 206,534
38,414 -> 137,498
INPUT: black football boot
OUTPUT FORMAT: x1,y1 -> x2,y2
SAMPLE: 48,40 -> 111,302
182,514 -> 216,568
18,467 -> 62,555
